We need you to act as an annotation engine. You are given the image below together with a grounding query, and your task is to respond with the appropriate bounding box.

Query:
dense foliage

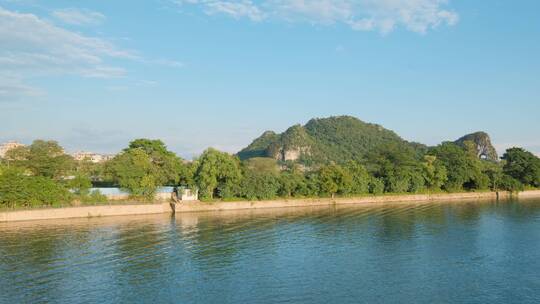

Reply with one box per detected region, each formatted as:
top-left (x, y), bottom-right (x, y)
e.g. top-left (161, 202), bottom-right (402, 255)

top-left (106, 139), bottom-right (184, 199)
top-left (4, 140), bottom-right (73, 180)
top-left (0, 141), bottom-right (107, 208)
top-left (194, 148), bottom-right (242, 200)
top-left (502, 148), bottom-right (540, 188)
top-left (1, 118), bottom-right (539, 207)
top-left (0, 169), bottom-right (72, 208)
top-left (238, 116), bottom-right (426, 164)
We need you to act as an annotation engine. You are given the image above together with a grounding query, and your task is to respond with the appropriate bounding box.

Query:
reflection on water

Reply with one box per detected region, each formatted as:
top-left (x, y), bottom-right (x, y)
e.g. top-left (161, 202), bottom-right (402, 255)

top-left (1, 199), bottom-right (540, 304)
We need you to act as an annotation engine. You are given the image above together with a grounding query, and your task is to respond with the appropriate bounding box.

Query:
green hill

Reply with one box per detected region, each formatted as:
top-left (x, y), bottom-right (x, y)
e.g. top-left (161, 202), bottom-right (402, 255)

top-left (238, 116), bottom-right (426, 165)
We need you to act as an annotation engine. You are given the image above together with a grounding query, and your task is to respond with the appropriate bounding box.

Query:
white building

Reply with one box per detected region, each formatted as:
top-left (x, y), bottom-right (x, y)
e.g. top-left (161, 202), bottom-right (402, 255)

top-left (0, 141), bottom-right (25, 158)
top-left (178, 188), bottom-right (199, 201)
top-left (72, 151), bottom-right (114, 163)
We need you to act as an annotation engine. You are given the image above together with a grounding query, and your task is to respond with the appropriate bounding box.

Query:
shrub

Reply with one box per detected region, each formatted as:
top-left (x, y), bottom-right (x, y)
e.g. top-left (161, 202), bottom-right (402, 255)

top-left (369, 177), bottom-right (385, 195)
top-left (80, 190), bottom-right (108, 203)
top-left (499, 175), bottom-right (525, 193)
top-left (0, 170), bottom-right (72, 208)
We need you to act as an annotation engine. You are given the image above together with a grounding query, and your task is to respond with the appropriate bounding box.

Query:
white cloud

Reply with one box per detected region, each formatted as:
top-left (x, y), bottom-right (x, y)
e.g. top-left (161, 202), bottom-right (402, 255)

top-left (0, 6), bottom-right (185, 104)
top-left (174, 0), bottom-right (459, 34)
top-left (0, 6), bottom-right (134, 80)
top-left (150, 58), bottom-right (185, 68)
top-left (207, 1), bottom-right (264, 21)
top-left (176, 0), bottom-right (264, 21)
top-left (52, 8), bottom-right (105, 26)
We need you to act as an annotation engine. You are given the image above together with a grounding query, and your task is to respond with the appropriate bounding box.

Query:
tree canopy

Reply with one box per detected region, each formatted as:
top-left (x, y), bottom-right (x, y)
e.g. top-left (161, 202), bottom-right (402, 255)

top-left (107, 148), bottom-right (159, 199)
top-left (4, 140), bottom-right (73, 179)
top-left (1, 118), bottom-right (536, 208)
top-left (502, 148), bottom-right (540, 188)
top-left (194, 148), bottom-right (242, 200)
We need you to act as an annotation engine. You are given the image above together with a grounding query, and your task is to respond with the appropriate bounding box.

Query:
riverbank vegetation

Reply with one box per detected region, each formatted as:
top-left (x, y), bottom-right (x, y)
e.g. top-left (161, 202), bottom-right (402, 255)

top-left (1, 137), bottom-right (539, 208)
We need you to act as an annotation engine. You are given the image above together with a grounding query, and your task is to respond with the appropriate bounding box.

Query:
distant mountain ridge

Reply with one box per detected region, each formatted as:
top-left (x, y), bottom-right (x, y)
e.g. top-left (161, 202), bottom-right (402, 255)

top-left (238, 116), bottom-right (499, 165)
top-left (238, 116), bottom-right (426, 164)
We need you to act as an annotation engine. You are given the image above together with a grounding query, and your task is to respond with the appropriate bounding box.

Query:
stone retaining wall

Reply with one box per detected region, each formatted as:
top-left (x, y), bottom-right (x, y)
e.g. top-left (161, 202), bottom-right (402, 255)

top-left (0, 203), bottom-right (171, 222)
top-left (1, 191), bottom-right (539, 223)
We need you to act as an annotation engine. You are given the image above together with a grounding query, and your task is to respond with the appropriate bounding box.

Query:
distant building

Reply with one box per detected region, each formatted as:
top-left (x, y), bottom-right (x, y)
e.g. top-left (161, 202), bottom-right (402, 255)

top-left (72, 151), bottom-right (114, 163)
top-left (93, 187), bottom-right (199, 202)
top-left (0, 141), bottom-right (25, 158)
top-left (178, 188), bottom-right (199, 201)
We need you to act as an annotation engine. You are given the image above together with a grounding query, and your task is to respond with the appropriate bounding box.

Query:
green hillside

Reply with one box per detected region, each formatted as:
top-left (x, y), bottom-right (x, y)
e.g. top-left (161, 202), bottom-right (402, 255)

top-left (238, 116), bottom-right (426, 165)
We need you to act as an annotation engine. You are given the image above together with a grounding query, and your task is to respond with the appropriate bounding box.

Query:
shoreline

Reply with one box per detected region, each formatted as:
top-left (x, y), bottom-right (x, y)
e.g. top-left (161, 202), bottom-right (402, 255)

top-left (1, 190), bottom-right (540, 223)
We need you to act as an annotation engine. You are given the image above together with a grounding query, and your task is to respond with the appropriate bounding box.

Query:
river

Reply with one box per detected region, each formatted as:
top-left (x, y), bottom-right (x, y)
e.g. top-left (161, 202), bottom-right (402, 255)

top-left (1, 198), bottom-right (540, 303)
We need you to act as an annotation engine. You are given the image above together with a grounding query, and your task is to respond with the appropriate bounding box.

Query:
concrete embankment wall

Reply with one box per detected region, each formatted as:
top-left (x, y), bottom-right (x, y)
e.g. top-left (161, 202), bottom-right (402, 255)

top-left (0, 203), bottom-right (171, 223)
top-left (1, 191), bottom-right (539, 223)
top-left (516, 190), bottom-right (540, 198)
top-left (174, 191), bottom-right (511, 213)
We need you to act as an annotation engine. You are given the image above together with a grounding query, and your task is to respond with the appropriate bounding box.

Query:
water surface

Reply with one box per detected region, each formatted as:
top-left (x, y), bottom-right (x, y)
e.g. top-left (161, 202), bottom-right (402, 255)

top-left (1, 198), bottom-right (540, 303)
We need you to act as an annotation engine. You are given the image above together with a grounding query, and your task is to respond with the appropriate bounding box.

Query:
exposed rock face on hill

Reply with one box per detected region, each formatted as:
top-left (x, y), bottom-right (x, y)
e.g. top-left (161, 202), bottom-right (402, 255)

top-left (238, 116), bottom-right (425, 164)
top-left (455, 132), bottom-right (498, 161)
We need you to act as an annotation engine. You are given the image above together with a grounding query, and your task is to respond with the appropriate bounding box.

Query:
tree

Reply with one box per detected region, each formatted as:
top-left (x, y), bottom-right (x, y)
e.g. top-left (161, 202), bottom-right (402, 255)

top-left (369, 177), bottom-right (385, 195)
top-left (408, 169), bottom-right (426, 193)
top-left (344, 161), bottom-right (370, 195)
top-left (429, 142), bottom-right (490, 191)
top-left (125, 139), bottom-right (183, 185)
top-left (74, 158), bottom-right (106, 183)
top-left (5, 140), bottom-right (73, 179)
top-left (194, 148), bottom-right (242, 200)
top-left (178, 160), bottom-right (198, 189)
top-left (240, 170), bottom-right (280, 200)
top-left (67, 174), bottom-right (92, 196)
top-left (318, 164), bottom-right (352, 198)
top-left (0, 169), bottom-right (72, 208)
top-left (278, 170), bottom-right (307, 197)
top-left (422, 155), bottom-right (448, 190)
top-left (481, 161), bottom-right (504, 191)
top-left (366, 143), bottom-right (425, 193)
top-left (502, 147), bottom-right (540, 188)
top-left (499, 175), bottom-right (525, 192)
top-left (107, 149), bottom-right (159, 199)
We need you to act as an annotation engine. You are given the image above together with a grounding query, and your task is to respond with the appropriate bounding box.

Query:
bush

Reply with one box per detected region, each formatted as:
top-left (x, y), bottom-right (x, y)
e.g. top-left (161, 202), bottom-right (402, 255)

top-left (0, 170), bottom-right (72, 208)
top-left (240, 171), bottom-right (280, 200)
top-left (408, 171), bottom-right (426, 193)
top-left (369, 177), bottom-right (385, 195)
top-left (499, 175), bottom-right (525, 193)
top-left (80, 190), bottom-right (108, 203)
top-left (68, 174), bottom-right (92, 195)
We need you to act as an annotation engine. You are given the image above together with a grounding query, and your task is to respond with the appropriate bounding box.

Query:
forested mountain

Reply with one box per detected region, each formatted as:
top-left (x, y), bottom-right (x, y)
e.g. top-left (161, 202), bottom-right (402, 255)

top-left (238, 116), bottom-right (426, 164)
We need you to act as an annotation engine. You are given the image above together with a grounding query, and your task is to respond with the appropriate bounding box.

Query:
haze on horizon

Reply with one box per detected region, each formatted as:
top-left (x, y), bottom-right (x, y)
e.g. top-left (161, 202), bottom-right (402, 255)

top-left (1, 0), bottom-right (539, 159)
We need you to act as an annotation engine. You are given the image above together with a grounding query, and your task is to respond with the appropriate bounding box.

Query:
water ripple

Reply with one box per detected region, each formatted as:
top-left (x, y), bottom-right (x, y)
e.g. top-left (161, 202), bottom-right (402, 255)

top-left (2, 199), bottom-right (540, 304)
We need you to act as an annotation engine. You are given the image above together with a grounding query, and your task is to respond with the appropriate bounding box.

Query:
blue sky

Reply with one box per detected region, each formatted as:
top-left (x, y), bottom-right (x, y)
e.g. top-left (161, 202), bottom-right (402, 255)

top-left (1, 0), bottom-right (539, 158)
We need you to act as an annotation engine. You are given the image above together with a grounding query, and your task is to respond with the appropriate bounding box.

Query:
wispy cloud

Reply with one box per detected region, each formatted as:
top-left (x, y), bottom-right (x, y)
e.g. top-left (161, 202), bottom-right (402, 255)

top-left (0, 6), bottom-right (134, 79)
top-left (149, 58), bottom-right (185, 68)
top-left (0, 6), bottom-right (183, 104)
top-left (0, 74), bottom-right (44, 103)
top-left (52, 8), bottom-right (105, 26)
top-left (175, 0), bottom-right (264, 21)
top-left (174, 0), bottom-right (459, 34)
